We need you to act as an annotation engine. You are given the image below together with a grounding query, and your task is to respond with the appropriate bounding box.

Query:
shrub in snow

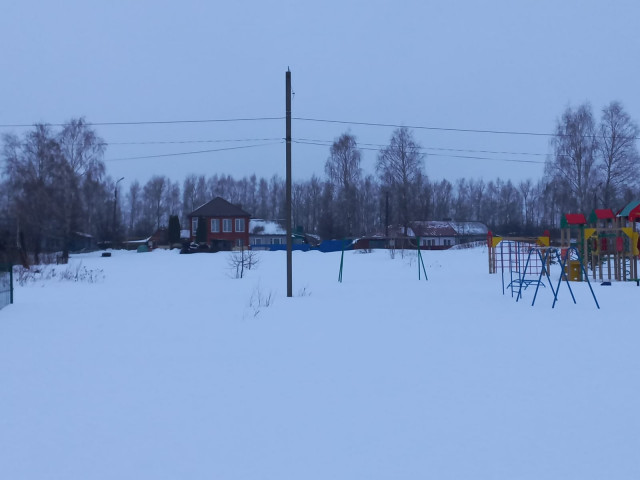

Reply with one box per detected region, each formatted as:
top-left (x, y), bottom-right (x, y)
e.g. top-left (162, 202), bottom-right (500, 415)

top-left (14, 262), bottom-right (105, 285)
top-left (296, 285), bottom-right (311, 297)
top-left (248, 285), bottom-right (274, 317)
top-left (228, 250), bottom-right (260, 279)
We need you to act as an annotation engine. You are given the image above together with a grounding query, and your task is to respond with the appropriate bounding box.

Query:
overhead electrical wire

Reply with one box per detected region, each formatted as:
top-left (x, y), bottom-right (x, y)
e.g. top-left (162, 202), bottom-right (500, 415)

top-left (0, 117), bottom-right (285, 128)
top-left (290, 139), bottom-right (548, 164)
top-left (2, 113), bottom-right (608, 165)
top-left (293, 116), bottom-right (640, 140)
top-left (102, 135), bottom-right (554, 159)
top-left (294, 137), bottom-right (553, 157)
top-left (105, 141), bottom-right (283, 162)
top-left (102, 137), bottom-right (548, 165)
top-left (292, 116), bottom-right (557, 137)
top-left (103, 137), bottom-right (283, 146)
top-left (2, 114), bottom-right (637, 140)
top-left (103, 137), bottom-right (552, 165)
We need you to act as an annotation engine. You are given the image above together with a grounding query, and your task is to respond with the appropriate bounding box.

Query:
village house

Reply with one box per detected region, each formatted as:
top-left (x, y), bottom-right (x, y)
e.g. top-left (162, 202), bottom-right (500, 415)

top-left (355, 221), bottom-right (489, 250)
top-left (410, 221), bottom-right (489, 249)
top-left (249, 219), bottom-right (287, 249)
top-left (187, 197), bottom-right (251, 250)
top-left (249, 219), bottom-right (320, 251)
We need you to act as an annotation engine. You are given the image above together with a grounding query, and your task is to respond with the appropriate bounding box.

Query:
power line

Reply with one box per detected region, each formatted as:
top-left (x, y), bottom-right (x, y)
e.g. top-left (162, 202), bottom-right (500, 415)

top-left (105, 134), bottom-right (552, 157)
top-left (294, 137), bottom-right (552, 157)
top-left (292, 116), bottom-right (556, 137)
top-left (103, 134), bottom-right (556, 158)
top-left (104, 141), bottom-right (283, 162)
top-left (13, 132), bottom-right (556, 158)
top-left (103, 137), bottom-right (283, 146)
top-left (293, 116), bottom-right (640, 140)
top-left (2, 114), bottom-right (638, 140)
top-left (0, 117), bottom-right (285, 128)
top-left (291, 140), bottom-right (546, 165)
top-left (425, 153), bottom-right (544, 164)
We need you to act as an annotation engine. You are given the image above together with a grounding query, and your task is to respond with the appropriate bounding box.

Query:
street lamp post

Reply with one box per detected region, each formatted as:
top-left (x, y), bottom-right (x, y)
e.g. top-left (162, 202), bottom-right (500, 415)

top-left (112, 177), bottom-right (125, 247)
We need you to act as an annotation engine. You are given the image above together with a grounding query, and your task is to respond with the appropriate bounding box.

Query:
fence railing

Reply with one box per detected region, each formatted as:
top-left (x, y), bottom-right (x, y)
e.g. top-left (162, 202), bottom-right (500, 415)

top-left (0, 264), bottom-right (13, 310)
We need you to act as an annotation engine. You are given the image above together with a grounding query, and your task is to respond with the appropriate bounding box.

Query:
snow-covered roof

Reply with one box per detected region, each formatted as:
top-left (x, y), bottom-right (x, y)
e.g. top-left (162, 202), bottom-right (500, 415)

top-left (250, 219), bottom-right (286, 235)
top-left (409, 221), bottom-right (488, 237)
top-left (411, 222), bottom-right (457, 237)
top-left (123, 237), bottom-right (151, 245)
top-left (448, 221), bottom-right (489, 235)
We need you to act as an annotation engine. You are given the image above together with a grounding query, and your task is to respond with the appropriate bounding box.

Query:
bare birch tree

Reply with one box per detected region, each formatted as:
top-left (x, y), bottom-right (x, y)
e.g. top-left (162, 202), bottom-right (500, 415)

top-left (325, 133), bottom-right (362, 236)
top-left (597, 101), bottom-right (640, 206)
top-left (376, 127), bottom-right (425, 233)
top-left (548, 103), bottom-right (599, 212)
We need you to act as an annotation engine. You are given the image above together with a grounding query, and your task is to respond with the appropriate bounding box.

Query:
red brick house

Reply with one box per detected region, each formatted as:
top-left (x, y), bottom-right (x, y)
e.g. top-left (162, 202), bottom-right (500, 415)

top-left (188, 197), bottom-right (251, 249)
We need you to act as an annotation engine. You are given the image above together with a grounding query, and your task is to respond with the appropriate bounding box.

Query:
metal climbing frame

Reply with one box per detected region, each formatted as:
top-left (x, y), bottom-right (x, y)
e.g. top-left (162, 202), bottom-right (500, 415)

top-left (494, 240), bottom-right (546, 297)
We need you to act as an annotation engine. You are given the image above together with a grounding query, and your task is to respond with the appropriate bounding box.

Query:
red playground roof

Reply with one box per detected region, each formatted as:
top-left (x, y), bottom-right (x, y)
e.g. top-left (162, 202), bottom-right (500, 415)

top-left (594, 209), bottom-right (615, 220)
top-left (564, 213), bottom-right (587, 225)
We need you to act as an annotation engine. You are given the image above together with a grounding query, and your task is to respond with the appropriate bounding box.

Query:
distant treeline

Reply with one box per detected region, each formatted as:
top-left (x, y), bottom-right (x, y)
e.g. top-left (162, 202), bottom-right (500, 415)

top-left (1, 101), bottom-right (639, 261)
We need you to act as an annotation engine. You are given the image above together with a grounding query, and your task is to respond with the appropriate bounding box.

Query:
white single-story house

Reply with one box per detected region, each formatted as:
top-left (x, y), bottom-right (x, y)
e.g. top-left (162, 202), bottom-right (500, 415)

top-left (249, 219), bottom-right (287, 249)
top-left (385, 221), bottom-right (488, 249)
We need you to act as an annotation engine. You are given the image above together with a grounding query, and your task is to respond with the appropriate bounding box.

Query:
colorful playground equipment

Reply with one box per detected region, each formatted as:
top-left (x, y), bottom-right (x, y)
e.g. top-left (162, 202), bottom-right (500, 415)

top-left (560, 202), bottom-right (640, 282)
top-left (489, 200), bottom-right (640, 285)
top-left (487, 231), bottom-right (599, 308)
top-left (522, 245), bottom-right (599, 308)
top-left (487, 231), bottom-right (550, 294)
top-left (487, 231), bottom-right (550, 275)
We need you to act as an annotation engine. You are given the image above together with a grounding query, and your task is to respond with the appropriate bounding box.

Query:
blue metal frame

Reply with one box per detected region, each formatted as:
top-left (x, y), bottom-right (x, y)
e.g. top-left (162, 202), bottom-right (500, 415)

top-left (555, 246), bottom-right (599, 309)
top-left (516, 247), bottom-right (553, 303)
top-left (417, 236), bottom-right (428, 281)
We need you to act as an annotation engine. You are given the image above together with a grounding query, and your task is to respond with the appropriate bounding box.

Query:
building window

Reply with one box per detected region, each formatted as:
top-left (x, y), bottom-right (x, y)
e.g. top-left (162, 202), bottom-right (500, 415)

top-left (236, 238), bottom-right (243, 247)
top-left (192, 218), bottom-right (198, 236)
top-left (223, 219), bottom-right (232, 232)
top-left (271, 238), bottom-right (281, 245)
top-left (235, 218), bottom-right (245, 232)
top-left (211, 219), bottom-right (220, 233)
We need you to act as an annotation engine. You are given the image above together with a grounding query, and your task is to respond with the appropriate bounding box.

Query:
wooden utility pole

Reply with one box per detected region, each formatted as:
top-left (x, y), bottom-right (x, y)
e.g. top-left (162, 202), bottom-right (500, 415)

top-left (286, 69), bottom-right (292, 297)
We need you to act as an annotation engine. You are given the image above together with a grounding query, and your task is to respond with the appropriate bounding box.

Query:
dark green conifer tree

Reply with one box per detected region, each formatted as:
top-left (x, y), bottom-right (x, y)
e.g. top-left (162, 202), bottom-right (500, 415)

top-left (168, 215), bottom-right (181, 247)
top-left (196, 216), bottom-right (207, 243)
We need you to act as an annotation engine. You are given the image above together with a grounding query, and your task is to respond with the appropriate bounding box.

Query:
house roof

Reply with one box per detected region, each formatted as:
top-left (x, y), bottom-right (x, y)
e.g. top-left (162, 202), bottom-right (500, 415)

top-left (448, 221), bottom-right (489, 235)
top-left (250, 219), bottom-right (286, 235)
top-left (411, 221), bottom-right (457, 237)
top-left (188, 197), bottom-right (251, 218)
top-left (391, 221), bottom-right (489, 238)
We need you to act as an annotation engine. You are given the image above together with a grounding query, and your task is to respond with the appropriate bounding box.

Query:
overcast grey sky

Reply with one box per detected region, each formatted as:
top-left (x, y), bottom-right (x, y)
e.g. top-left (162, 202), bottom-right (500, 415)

top-left (1, 0), bottom-right (639, 190)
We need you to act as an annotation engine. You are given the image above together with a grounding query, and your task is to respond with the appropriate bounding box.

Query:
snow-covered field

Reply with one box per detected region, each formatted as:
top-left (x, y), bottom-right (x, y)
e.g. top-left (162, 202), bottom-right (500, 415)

top-left (1, 247), bottom-right (638, 480)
